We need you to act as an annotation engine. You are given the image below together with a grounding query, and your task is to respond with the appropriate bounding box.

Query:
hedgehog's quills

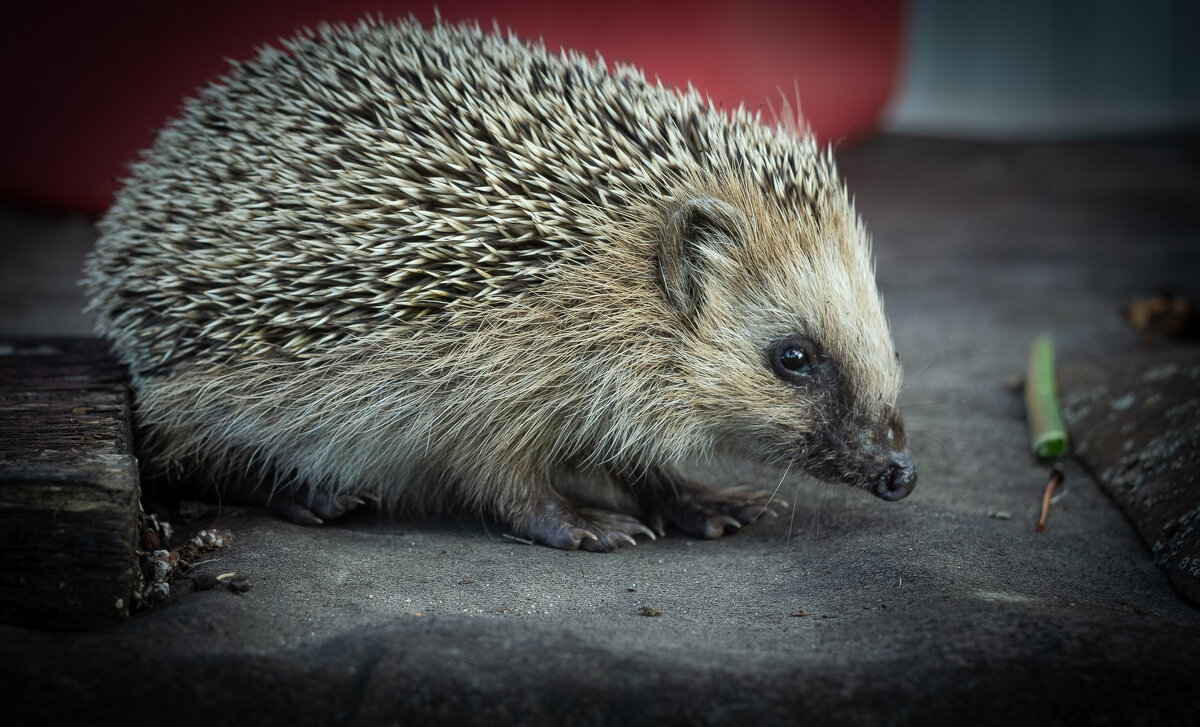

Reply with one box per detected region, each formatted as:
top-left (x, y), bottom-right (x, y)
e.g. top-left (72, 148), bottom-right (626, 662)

top-left (85, 17), bottom-right (916, 551)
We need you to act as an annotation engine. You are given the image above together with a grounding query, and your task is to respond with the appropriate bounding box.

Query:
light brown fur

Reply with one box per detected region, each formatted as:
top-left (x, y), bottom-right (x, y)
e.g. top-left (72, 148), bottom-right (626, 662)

top-left (85, 18), bottom-right (912, 549)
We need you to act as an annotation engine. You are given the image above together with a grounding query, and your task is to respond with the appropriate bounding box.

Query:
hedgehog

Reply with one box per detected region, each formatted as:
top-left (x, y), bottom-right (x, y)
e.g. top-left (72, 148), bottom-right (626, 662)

top-left (84, 17), bottom-right (916, 551)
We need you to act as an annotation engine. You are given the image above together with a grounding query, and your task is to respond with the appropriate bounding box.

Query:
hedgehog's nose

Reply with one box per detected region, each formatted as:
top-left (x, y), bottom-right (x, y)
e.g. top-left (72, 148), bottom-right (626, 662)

top-left (874, 449), bottom-right (916, 501)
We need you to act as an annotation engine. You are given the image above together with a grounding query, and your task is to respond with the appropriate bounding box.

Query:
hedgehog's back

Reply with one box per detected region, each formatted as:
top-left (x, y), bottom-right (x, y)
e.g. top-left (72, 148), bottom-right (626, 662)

top-left (87, 18), bottom-right (830, 371)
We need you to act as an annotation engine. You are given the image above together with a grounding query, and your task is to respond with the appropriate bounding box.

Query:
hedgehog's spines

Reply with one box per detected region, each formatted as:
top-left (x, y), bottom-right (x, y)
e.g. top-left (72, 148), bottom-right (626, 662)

top-left (86, 18), bottom-right (903, 515)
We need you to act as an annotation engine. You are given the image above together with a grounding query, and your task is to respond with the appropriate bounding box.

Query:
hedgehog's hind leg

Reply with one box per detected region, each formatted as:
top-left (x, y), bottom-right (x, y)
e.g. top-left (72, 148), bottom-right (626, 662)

top-left (203, 477), bottom-right (368, 525)
top-left (624, 468), bottom-right (788, 540)
top-left (142, 460), bottom-right (368, 525)
top-left (264, 489), bottom-right (369, 525)
top-left (508, 485), bottom-right (656, 552)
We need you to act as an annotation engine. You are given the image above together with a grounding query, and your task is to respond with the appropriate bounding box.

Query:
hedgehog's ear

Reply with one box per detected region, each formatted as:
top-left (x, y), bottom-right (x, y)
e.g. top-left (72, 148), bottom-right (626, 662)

top-left (659, 197), bottom-right (748, 320)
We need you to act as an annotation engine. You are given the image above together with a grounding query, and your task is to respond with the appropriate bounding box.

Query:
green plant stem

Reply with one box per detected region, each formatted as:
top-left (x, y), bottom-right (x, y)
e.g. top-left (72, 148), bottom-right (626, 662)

top-left (1025, 334), bottom-right (1067, 459)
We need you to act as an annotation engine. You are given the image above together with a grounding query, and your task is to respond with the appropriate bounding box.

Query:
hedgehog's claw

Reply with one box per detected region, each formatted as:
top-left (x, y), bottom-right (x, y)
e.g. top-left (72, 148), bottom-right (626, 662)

top-left (270, 499), bottom-right (326, 526)
top-left (647, 512), bottom-right (668, 538)
top-left (568, 528), bottom-right (599, 548)
top-left (702, 515), bottom-right (743, 539)
top-left (720, 485), bottom-right (789, 521)
top-left (267, 491), bottom-right (367, 525)
top-left (522, 501), bottom-right (656, 551)
top-left (307, 492), bottom-right (367, 521)
top-left (575, 508), bottom-right (656, 551)
top-left (579, 508), bottom-right (656, 541)
top-left (649, 482), bottom-right (783, 540)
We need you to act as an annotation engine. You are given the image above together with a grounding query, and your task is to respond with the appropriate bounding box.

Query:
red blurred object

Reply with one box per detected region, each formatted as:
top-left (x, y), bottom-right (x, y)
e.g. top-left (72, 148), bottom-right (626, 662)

top-left (1, 1), bottom-right (905, 215)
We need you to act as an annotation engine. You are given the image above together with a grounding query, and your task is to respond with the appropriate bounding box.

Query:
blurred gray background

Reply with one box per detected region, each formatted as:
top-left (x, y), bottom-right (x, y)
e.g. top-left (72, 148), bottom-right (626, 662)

top-left (2, 0), bottom-right (1196, 340)
top-left (889, 0), bottom-right (1200, 138)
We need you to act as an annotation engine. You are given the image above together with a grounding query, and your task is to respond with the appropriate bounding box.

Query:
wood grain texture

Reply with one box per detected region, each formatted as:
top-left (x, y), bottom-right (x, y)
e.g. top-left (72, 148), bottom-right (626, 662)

top-left (1060, 348), bottom-right (1200, 607)
top-left (0, 338), bottom-right (140, 629)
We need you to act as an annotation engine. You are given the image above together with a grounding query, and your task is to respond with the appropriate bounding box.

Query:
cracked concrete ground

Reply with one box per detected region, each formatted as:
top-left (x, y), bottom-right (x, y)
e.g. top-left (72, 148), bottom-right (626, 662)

top-left (2, 135), bottom-right (1199, 725)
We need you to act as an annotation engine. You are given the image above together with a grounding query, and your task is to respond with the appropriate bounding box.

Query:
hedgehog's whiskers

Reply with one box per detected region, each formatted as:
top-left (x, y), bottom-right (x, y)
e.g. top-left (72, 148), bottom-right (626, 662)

top-left (759, 458), bottom-right (792, 523)
top-left (904, 352), bottom-right (941, 383)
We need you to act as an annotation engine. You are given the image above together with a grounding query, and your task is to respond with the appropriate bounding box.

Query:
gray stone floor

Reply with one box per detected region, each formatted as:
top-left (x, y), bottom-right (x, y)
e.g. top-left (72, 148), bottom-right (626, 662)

top-left (3, 135), bottom-right (1199, 725)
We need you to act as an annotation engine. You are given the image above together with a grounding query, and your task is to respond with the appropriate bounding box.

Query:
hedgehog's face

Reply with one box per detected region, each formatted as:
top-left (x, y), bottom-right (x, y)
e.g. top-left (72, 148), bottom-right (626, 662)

top-left (659, 195), bottom-right (916, 501)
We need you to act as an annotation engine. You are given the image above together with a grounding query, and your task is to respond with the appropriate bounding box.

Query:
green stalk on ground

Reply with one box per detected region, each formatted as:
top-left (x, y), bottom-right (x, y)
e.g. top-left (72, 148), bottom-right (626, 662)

top-left (1025, 334), bottom-right (1067, 459)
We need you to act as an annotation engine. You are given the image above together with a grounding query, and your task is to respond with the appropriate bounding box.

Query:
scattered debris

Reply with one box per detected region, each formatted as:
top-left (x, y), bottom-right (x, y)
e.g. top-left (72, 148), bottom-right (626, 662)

top-left (1121, 292), bottom-right (1200, 347)
top-left (189, 572), bottom-right (220, 591)
top-left (222, 574), bottom-right (253, 593)
top-left (1036, 466), bottom-right (1065, 532)
top-left (501, 533), bottom-right (535, 546)
top-left (790, 611), bottom-right (807, 617)
top-left (190, 529), bottom-right (232, 550)
top-left (637, 606), bottom-right (661, 617)
top-left (987, 510), bottom-right (1012, 520)
top-left (132, 511), bottom-right (240, 612)
top-left (140, 513), bottom-right (173, 551)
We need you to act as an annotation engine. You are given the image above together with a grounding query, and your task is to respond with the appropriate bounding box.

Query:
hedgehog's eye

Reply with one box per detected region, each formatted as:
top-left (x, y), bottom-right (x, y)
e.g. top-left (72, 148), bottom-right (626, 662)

top-left (780, 346), bottom-right (807, 371)
top-left (769, 339), bottom-right (815, 383)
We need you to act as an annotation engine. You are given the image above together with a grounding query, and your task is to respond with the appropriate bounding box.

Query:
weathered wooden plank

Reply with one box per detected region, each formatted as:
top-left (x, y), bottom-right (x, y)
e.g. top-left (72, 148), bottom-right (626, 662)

top-left (0, 338), bottom-right (141, 629)
top-left (1060, 348), bottom-right (1200, 608)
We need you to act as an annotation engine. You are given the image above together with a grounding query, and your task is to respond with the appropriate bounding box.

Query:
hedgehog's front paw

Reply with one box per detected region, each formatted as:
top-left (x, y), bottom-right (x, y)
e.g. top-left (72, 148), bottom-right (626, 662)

top-left (521, 501), bottom-right (656, 552)
top-left (652, 484), bottom-right (787, 540)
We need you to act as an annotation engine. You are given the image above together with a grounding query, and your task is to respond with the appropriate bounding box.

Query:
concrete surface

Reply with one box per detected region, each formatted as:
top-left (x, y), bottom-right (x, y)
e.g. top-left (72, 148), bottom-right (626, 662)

top-left (2, 135), bottom-right (1200, 725)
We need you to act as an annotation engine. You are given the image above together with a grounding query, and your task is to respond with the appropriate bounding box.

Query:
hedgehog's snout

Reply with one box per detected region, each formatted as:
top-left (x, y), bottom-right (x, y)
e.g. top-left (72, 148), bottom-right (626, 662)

top-left (873, 449), bottom-right (916, 501)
